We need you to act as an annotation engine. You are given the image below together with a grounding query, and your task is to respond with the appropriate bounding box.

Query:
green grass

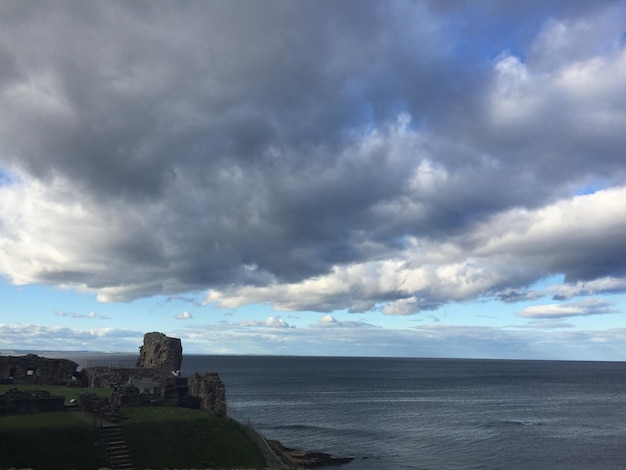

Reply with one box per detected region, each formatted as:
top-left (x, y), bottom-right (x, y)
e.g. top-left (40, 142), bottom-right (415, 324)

top-left (0, 411), bottom-right (108, 469)
top-left (121, 406), bottom-right (267, 469)
top-left (0, 386), bottom-right (267, 469)
top-left (0, 383), bottom-right (112, 403)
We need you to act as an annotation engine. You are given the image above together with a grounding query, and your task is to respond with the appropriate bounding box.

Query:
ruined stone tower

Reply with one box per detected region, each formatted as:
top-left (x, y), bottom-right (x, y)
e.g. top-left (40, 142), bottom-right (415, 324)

top-left (83, 331), bottom-right (226, 415)
top-left (136, 332), bottom-right (183, 371)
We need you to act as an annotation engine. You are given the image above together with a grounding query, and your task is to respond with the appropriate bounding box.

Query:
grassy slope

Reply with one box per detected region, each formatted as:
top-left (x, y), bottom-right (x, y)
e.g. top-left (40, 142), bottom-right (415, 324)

top-left (0, 412), bottom-right (108, 469)
top-left (1, 386), bottom-right (267, 469)
top-left (121, 406), bottom-right (267, 469)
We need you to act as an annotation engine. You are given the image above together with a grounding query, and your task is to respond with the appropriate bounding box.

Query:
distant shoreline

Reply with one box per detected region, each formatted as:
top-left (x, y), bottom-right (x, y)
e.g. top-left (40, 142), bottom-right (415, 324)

top-left (3, 350), bottom-right (624, 364)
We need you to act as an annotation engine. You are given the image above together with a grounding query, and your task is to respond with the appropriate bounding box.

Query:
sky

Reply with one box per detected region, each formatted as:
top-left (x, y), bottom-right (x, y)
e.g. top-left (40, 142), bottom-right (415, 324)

top-left (1, 1), bottom-right (626, 360)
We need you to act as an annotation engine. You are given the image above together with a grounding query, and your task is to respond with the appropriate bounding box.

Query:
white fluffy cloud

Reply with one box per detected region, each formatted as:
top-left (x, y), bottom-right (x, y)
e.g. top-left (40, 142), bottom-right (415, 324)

top-left (55, 311), bottom-right (110, 320)
top-left (0, 1), bottom-right (625, 319)
top-left (171, 320), bottom-right (626, 360)
top-left (206, 186), bottom-right (626, 313)
top-left (239, 316), bottom-right (290, 329)
top-left (0, 323), bottom-right (142, 351)
top-left (517, 299), bottom-right (618, 319)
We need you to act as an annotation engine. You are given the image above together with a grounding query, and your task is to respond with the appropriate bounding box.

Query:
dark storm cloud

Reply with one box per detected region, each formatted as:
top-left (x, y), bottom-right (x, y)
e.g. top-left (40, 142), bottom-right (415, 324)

top-left (1, 0), bottom-right (626, 311)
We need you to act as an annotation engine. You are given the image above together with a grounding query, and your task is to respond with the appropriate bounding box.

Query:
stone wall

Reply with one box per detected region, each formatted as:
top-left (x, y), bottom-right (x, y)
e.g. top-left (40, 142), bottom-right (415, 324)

top-left (82, 366), bottom-right (176, 389)
top-left (136, 332), bottom-right (183, 371)
top-left (82, 366), bottom-right (145, 388)
top-left (83, 332), bottom-right (228, 416)
top-left (0, 389), bottom-right (65, 415)
top-left (0, 354), bottom-right (78, 385)
top-left (187, 372), bottom-right (227, 416)
top-left (83, 366), bottom-right (188, 405)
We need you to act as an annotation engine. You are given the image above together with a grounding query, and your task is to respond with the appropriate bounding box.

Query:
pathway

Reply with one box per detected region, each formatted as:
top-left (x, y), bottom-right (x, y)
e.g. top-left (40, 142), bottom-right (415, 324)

top-left (68, 409), bottom-right (135, 470)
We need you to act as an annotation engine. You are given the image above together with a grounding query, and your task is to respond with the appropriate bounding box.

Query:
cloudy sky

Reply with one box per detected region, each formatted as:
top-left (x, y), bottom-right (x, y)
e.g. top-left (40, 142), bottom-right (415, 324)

top-left (1, 0), bottom-right (625, 360)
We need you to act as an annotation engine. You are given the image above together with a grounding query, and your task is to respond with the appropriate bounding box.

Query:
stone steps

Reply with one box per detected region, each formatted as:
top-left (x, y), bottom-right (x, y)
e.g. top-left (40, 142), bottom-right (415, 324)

top-left (101, 425), bottom-right (135, 470)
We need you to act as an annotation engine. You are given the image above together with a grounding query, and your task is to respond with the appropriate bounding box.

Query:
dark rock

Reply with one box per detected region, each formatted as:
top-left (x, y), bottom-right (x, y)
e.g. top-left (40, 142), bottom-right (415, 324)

top-left (268, 439), bottom-right (354, 468)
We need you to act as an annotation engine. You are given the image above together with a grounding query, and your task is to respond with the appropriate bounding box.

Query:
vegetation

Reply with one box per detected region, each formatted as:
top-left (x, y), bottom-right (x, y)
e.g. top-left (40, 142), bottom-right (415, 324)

top-left (0, 411), bottom-right (108, 469)
top-left (121, 406), bottom-right (267, 469)
top-left (0, 385), bottom-right (267, 469)
top-left (0, 383), bottom-right (112, 403)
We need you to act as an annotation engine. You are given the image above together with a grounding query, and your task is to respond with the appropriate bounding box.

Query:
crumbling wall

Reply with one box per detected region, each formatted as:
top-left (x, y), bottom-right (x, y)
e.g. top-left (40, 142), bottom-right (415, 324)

top-left (82, 366), bottom-right (174, 388)
top-left (0, 354), bottom-right (78, 385)
top-left (81, 366), bottom-right (143, 388)
top-left (187, 372), bottom-right (227, 416)
top-left (110, 385), bottom-right (143, 407)
top-left (83, 366), bottom-right (187, 403)
top-left (0, 389), bottom-right (65, 415)
top-left (136, 332), bottom-right (182, 371)
top-left (82, 332), bottom-right (227, 416)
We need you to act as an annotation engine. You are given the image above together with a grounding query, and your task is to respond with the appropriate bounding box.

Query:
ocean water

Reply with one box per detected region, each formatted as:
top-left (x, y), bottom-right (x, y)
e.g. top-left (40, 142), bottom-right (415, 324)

top-left (66, 354), bottom-right (626, 469)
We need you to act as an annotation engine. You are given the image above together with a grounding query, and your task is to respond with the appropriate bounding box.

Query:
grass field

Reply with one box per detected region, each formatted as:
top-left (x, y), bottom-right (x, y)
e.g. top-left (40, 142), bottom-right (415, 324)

top-left (0, 411), bottom-right (108, 469)
top-left (0, 383), bottom-right (112, 403)
top-left (1, 386), bottom-right (267, 469)
top-left (121, 406), bottom-right (267, 469)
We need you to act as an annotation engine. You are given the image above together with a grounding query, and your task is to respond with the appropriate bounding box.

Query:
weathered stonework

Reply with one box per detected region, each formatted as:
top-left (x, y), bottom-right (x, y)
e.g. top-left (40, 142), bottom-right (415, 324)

top-left (0, 354), bottom-right (78, 385)
top-left (82, 332), bottom-right (227, 415)
top-left (187, 372), bottom-right (227, 416)
top-left (1, 333), bottom-right (228, 419)
top-left (77, 392), bottom-right (125, 422)
top-left (0, 388), bottom-right (65, 415)
top-left (82, 366), bottom-right (146, 388)
top-left (136, 332), bottom-right (183, 371)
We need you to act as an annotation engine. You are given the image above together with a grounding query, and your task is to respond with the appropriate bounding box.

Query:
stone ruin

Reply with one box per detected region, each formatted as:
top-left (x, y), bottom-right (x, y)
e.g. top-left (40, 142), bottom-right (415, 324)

top-left (187, 372), bottom-right (227, 413)
top-left (83, 332), bottom-right (227, 416)
top-left (136, 331), bottom-right (183, 370)
top-left (0, 354), bottom-right (78, 416)
top-left (0, 332), bottom-right (227, 416)
top-left (0, 354), bottom-right (78, 385)
top-left (0, 388), bottom-right (65, 415)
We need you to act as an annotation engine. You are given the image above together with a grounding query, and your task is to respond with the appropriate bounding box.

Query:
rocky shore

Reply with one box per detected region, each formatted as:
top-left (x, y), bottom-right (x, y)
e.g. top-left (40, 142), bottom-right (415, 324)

top-left (268, 440), bottom-right (353, 468)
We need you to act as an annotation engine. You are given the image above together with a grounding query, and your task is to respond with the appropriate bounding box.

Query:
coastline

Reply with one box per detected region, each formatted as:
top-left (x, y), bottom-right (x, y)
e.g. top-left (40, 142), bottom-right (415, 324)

top-left (2, 348), bottom-right (354, 469)
top-left (240, 418), bottom-right (353, 469)
top-left (267, 440), bottom-right (354, 469)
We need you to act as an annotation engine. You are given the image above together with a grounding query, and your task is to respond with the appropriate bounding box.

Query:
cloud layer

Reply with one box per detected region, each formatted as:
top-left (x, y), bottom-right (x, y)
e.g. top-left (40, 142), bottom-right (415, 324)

top-left (4, 319), bottom-right (624, 360)
top-left (1, 1), bottom-right (625, 317)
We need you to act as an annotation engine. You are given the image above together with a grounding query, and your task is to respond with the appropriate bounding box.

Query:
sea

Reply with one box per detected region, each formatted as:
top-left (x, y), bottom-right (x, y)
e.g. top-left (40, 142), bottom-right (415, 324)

top-left (51, 353), bottom-right (626, 469)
